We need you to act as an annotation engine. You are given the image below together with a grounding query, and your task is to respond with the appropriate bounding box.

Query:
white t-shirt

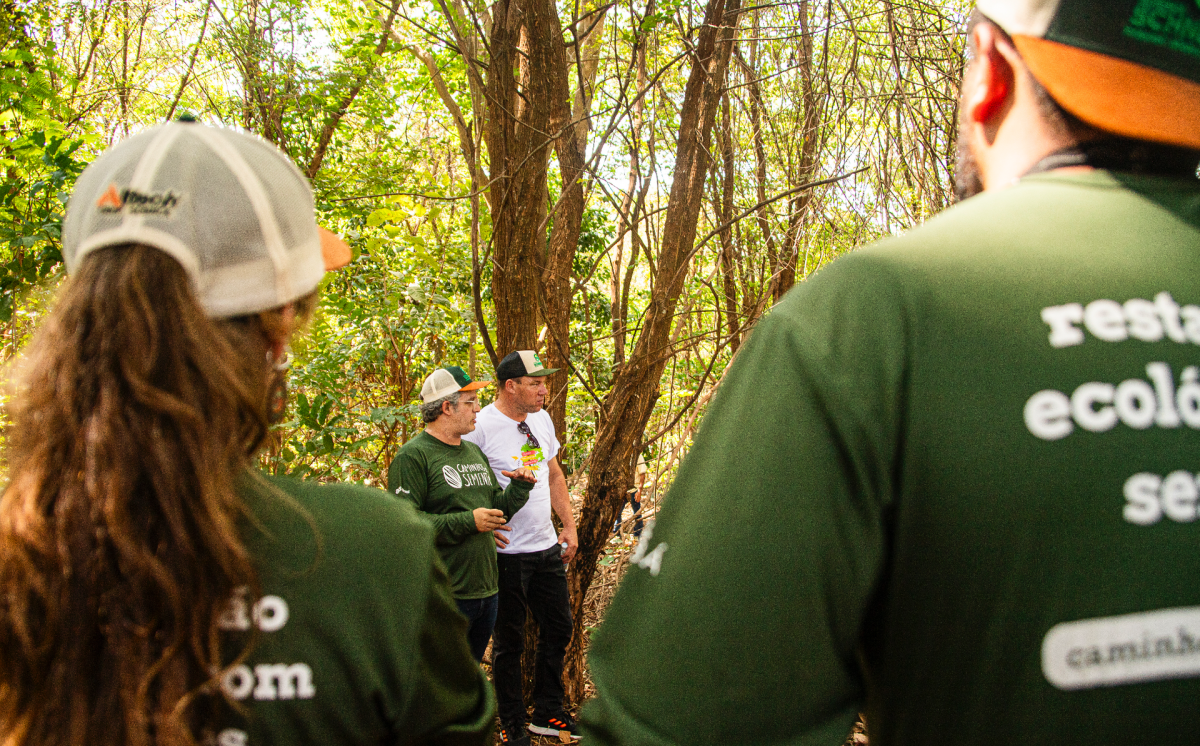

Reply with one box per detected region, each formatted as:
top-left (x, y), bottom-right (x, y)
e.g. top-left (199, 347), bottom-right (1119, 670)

top-left (463, 404), bottom-right (561, 554)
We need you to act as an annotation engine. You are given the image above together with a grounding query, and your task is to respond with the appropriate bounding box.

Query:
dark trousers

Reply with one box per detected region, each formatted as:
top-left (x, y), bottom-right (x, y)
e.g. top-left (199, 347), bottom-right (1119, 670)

top-left (494, 545), bottom-right (573, 725)
top-left (612, 494), bottom-right (644, 537)
top-left (455, 593), bottom-right (499, 662)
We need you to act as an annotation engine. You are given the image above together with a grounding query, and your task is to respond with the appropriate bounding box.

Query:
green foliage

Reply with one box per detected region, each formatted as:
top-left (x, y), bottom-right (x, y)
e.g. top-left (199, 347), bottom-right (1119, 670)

top-left (261, 166), bottom-right (485, 485)
top-left (0, 0), bottom-right (970, 502)
top-left (0, 7), bottom-right (92, 322)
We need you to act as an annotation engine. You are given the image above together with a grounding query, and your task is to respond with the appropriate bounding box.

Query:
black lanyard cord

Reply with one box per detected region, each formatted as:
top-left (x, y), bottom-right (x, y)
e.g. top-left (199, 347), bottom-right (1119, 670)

top-left (1024, 139), bottom-right (1200, 178)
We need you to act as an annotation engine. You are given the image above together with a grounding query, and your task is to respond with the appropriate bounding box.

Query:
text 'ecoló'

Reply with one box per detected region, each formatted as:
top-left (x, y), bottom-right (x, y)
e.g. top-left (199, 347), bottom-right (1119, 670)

top-left (1025, 362), bottom-right (1200, 441)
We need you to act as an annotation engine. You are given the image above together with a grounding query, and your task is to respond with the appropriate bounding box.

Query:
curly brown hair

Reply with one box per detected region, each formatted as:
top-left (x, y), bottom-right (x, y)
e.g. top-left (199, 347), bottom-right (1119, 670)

top-left (0, 244), bottom-right (314, 745)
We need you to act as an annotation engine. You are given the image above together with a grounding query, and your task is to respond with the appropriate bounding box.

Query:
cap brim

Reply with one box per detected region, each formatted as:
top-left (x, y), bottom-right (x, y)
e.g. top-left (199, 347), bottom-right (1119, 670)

top-left (319, 227), bottom-right (352, 270)
top-left (526, 368), bottom-right (559, 377)
top-left (460, 380), bottom-right (491, 391)
top-left (1014, 35), bottom-right (1200, 151)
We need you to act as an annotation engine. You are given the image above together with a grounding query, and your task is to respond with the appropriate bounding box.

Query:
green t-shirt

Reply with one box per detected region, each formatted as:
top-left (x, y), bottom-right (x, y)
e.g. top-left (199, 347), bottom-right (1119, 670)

top-left (582, 171), bottom-right (1200, 745)
top-left (215, 472), bottom-right (495, 746)
top-left (387, 431), bottom-right (532, 599)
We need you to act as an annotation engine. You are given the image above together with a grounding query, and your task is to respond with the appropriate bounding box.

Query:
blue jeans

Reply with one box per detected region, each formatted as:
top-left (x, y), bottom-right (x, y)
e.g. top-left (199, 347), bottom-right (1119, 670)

top-left (612, 495), bottom-right (644, 537)
top-left (455, 593), bottom-right (499, 662)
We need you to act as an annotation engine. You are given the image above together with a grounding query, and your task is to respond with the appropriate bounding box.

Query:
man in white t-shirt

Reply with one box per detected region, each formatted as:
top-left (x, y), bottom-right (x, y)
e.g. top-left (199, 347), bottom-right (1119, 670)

top-left (463, 350), bottom-right (580, 745)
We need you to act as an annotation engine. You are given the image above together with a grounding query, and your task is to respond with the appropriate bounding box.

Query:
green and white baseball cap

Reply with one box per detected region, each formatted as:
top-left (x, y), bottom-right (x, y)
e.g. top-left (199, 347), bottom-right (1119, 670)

top-left (420, 365), bottom-right (491, 404)
top-left (63, 119), bottom-right (352, 319)
top-left (976, 0), bottom-right (1200, 150)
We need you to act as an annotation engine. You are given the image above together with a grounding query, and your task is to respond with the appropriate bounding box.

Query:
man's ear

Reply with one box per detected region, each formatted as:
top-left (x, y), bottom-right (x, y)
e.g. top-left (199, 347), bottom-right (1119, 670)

top-left (963, 23), bottom-right (1016, 132)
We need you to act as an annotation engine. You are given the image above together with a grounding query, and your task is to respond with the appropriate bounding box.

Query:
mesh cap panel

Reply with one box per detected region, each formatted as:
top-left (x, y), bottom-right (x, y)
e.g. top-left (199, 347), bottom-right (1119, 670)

top-left (63, 122), bottom-right (326, 318)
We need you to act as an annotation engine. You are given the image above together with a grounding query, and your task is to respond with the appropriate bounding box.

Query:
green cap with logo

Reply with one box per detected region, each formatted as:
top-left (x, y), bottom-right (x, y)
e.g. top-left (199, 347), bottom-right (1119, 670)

top-left (496, 350), bottom-right (559, 382)
top-left (977, 0), bottom-right (1200, 150)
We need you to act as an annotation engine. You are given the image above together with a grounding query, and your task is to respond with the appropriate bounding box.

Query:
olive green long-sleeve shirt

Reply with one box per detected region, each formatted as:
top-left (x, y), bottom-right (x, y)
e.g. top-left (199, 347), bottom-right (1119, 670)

top-left (219, 471), bottom-right (494, 745)
top-left (389, 431), bottom-right (532, 599)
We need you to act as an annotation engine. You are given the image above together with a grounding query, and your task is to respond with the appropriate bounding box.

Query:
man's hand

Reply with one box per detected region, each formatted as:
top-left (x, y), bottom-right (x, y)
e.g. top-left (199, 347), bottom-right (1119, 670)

top-left (473, 507), bottom-right (506, 533)
top-left (493, 524), bottom-right (511, 549)
top-left (501, 467), bottom-right (537, 484)
top-left (557, 524), bottom-right (578, 563)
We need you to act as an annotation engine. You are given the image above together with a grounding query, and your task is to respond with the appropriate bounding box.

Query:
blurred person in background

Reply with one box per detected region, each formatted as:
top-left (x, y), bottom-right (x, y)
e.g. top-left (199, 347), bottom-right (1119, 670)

top-left (612, 453), bottom-right (648, 539)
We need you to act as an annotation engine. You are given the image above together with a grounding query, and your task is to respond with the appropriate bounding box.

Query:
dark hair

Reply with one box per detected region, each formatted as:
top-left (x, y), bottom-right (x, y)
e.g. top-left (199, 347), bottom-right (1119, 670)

top-left (0, 244), bottom-right (313, 745)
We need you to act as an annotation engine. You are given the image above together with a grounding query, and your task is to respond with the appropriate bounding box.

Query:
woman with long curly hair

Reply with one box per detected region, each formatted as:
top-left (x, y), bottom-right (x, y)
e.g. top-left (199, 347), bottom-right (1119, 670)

top-left (0, 120), bottom-right (494, 745)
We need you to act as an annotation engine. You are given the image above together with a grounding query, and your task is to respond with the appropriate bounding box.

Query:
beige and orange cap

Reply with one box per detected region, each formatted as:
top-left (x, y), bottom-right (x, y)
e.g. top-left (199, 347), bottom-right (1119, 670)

top-left (977, 0), bottom-right (1200, 150)
top-left (63, 118), bottom-right (352, 319)
top-left (421, 366), bottom-right (491, 404)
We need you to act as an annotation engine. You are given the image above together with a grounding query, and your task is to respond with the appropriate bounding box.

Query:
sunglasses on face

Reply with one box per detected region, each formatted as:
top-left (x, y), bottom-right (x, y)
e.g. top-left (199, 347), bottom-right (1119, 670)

top-left (517, 420), bottom-right (540, 449)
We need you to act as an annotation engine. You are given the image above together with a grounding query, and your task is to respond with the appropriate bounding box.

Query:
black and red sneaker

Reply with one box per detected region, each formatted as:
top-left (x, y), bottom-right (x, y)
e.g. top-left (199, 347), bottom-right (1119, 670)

top-left (528, 713), bottom-right (582, 741)
top-left (498, 721), bottom-right (531, 746)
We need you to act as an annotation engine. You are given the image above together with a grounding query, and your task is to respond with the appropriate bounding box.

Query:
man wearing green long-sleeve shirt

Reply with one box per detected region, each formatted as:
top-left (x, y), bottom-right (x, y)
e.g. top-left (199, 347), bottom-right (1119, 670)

top-left (389, 366), bottom-right (536, 661)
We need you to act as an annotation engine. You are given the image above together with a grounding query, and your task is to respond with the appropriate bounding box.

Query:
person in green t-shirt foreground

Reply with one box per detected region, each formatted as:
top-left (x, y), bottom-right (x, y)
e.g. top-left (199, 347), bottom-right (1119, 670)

top-left (0, 120), bottom-right (496, 744)
top-left (388, 366), bottom-right (536, 662)
top-left (582, 1), bottom-right (1200, 745)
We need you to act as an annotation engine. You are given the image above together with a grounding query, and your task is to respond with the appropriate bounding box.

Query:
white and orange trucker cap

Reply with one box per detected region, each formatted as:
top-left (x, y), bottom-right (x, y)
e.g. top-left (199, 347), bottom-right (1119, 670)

top-left (976, 0), bottom-right (1200, 151)
top-left (62, 118), bottom-right (352, 318)
top-left (421, 366), bottom-right (491, 404)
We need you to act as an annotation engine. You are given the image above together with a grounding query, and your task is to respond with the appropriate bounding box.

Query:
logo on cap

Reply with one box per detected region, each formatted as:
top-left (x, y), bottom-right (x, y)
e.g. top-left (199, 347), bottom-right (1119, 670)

top-left (95, 183), bottom-right (181, 217)
top-left (517, 350), bottom-right (545, 373)
top-left (95, 184), bottom-right (123, 211)
top-left (1125, 0), bottom-right (1200, 58)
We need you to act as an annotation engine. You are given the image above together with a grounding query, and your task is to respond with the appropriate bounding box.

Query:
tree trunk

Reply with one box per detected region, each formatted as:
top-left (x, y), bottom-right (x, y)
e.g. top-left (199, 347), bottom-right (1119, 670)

top-left (537, 0), bottom-right (594, 444)
top-left (741, 18), bottom-right (780, 303)
top-left (718, 92), bottom-right (740, 351)
top-left (484, 0), bottom-right (555, 355)
top-left (775, 0), bottom-right (822, 296)
top-left (610, 34), bottom-right (650, 368)
top-left (478, 0), bottom-right (598, 423)
top-left (562, 0), bottom-right (743, 702)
